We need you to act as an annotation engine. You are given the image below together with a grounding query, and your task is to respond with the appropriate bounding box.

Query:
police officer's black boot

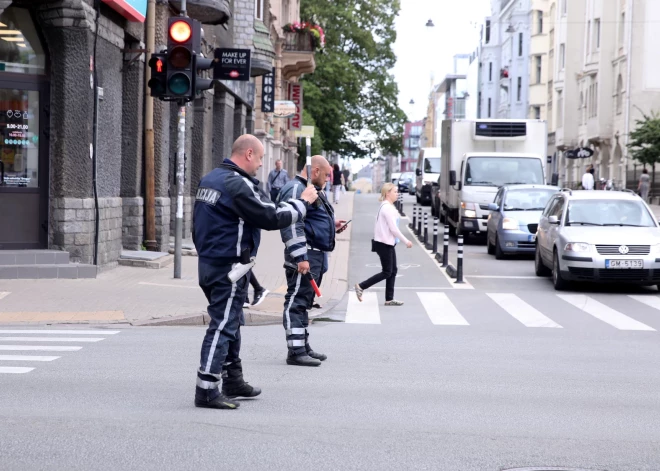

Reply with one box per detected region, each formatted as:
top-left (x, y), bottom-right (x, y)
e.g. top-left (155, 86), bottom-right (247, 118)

top-left (221, 361), bottom-right (262, 399)
top-left (194, 387), bottom-right (241, 410)
top-left (286, 352), bottom-right (322, 366)
top-left (305, 330), bottom-right (327, 361)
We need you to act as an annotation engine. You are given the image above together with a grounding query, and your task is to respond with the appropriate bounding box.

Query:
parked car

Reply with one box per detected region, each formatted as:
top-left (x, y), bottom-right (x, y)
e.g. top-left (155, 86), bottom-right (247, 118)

top-left (535, 189), bottom-right (660, 290)
top-left (486, 185), bottom-right (559, 259)
top-left (398, 172), bottom-right (415, 194)
top-left (415, 148), bottom-right (441, 205)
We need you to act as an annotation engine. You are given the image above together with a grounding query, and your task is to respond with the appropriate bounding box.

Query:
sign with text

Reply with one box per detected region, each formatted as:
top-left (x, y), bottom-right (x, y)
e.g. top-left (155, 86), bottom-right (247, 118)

top-left (288, 83), bottom-right (303, 130)
top-left (294, 126), bottom-right (315, 138)
top-left (565, 147), bottom-right (595, 159)
top-left (261, 68), bottom-right (275, 112)
top-left (102, 0), bottom-right (146, 22)
top-left (213, 48), bottom-right (251, 82)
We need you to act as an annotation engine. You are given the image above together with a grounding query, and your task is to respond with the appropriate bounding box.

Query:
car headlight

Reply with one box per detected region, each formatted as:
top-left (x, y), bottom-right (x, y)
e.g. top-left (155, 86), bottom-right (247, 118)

top-left (502, 218), bottom-right (519, 230)
top-left (564, 242), bottom-right (592, 252)
top-left (461, 202), bottom-right (477, 219)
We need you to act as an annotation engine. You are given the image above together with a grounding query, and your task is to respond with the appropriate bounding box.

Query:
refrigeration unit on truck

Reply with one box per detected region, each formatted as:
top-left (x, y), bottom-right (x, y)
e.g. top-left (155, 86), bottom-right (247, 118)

top-left (438, 119), bottom-right (547, 236)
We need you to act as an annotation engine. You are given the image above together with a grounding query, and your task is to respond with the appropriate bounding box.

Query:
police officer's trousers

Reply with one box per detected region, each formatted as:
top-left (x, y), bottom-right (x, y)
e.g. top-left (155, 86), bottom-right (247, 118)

top-left (196, 261), bottom-right (249, 398)
top-left (283, 250), bottom-right (327, 356)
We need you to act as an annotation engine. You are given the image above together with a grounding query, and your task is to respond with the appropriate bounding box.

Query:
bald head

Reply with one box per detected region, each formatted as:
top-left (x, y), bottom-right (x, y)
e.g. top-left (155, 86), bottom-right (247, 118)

top-left (301, 155), bottom-right (332, 188)
top-left (230, 134), bottom-right (264, 177)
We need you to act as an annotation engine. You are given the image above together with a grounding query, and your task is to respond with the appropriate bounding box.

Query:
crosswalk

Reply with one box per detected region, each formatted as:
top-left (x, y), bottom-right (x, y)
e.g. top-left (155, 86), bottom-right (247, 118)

top-left (0, 329), bottom-right (120, 374)
top-left (344, 291), bottom-right (660, 332)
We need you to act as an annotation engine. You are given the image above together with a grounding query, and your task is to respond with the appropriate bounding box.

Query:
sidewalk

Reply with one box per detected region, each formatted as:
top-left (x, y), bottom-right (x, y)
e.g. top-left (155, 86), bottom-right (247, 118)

top-left (0, 192), bottom-right (354, 326)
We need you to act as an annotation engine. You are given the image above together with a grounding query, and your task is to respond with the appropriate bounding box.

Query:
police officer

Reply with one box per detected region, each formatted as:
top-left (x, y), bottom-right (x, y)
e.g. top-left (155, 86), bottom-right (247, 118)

top-left (277, 155), bottom-right (348, 366)
top-left (193, 134), bottom-right (318, 410)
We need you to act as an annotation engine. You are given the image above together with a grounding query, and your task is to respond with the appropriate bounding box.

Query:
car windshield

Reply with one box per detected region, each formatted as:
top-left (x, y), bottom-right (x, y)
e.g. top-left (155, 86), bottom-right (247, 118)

top-left (424, 158), bottom-right (441, 174)
top-left (503, 188), bottom-right (558, 211)
top-left (566, 199), bottom-right (656, 227)
top-left (464, 157), bottom-right (543, 186)
top-left (401, 173), bottom-right (413, 181)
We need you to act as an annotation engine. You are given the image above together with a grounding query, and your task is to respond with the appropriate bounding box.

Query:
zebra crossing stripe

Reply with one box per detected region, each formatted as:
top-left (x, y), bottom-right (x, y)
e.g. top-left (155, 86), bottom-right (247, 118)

top-left (417, 292), bottom-right (469, 325)
top-left (0, 330), bottom-right (119, 335)
top-left (346, 292), bottom-right (380, 324)
top-left (628, 295), bottom-right (660, 312)
top-left (0, 337), bottom-right (104, 342)
top-left (0, 367), bottom-right (34, 374)
top-left (0, 292), bottom-right (9, 300)
top-left (0, 355), bottom-right (59, 362)
top-left (0, 345), bottom-right (83, 352)
top-left (487, 293), bottom-right (562, 328)
top-left (558, 295), bottom-right (655, 331)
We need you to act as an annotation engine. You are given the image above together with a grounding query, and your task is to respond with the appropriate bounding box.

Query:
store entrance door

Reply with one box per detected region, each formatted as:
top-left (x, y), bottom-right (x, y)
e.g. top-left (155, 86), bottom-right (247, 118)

top-left (0, 78), bottom-right (49, 249)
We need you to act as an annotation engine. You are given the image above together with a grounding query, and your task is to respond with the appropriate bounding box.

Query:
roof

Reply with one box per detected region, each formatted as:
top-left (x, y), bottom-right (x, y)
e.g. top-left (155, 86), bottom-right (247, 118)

top-left (503, 185), bottom-right (559, 191)
top-left (560, 190), bottom-right (642, 201)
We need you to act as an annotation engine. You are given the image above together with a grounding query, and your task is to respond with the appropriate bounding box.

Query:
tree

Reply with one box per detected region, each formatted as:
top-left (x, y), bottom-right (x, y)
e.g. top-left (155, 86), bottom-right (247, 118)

top-left (628, 111), bottom-right (660, 195)
top-left (299, 0), bottom-right (406, 159)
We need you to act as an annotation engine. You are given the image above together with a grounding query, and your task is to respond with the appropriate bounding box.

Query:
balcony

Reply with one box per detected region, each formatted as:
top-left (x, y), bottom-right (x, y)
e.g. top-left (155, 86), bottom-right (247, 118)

top-left (168, 0), bottom-right (230, 25)
top-left (282, 31), bottom-right (317, 80)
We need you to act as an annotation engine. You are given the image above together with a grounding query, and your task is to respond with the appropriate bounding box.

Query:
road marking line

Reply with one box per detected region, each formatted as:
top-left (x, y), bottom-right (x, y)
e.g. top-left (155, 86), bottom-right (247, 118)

top-left (366, 287), bottom-right (454, 290)
top-left (0, 345), bottom-right (83, 351)
top-left (0, 337), bottom-right (104, 342)
top-left (139, 282), bottom-right (198, 290)
top-left (468, 275), bottom-right (538, 279)
top-left (346, 292), bottom-right (380, 324)
top-left (403, 224), bottom-right (474, 290)
top-left (417, 292), bottom-right (469, 325)
top-left (487, 293), bottom-right (562, 328)
top-left (628, 295), bottom-right (660, 311)
top-left (0, 367), bottom-right (34, 374)
top-left (0, 330), bottom-right (119, 335)
top-left (0, 355), bottom-right (59, 361)
top-left (558, 295), bottom-right (655, 331)
top-left (0, 292), bottom-right (9, 300)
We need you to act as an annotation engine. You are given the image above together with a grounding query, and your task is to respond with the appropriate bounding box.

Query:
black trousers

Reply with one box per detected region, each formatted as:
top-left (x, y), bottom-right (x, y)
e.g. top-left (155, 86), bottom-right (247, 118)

top-left (358, 242), bottom-right (397, 301)
top-left (270, 188), bottom-right (280, 202)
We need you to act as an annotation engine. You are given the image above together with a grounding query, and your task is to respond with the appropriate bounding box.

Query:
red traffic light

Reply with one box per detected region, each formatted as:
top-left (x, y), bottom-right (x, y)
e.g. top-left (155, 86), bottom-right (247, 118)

top-left (155, 59), bottom-right (163, 73)
top-left (170, 20), bottom-right (192, 43)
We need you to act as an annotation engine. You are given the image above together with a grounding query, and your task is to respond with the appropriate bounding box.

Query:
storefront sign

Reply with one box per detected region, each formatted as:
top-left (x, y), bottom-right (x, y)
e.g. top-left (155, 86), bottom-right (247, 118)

top-left (294, 126), bottom-right (315, 138)
top-left (213, 48), bottom-right (251, 82)
top-left (102, 0), bottom-right (147, 22)
top-left (273, 101), bottom-right (296, 118)
top-left (565, 147), bottom-right (594, 159)
top-left (261, 68), bottom-right (275, 112)
top-left (288, 83), bottom-right (303, 130)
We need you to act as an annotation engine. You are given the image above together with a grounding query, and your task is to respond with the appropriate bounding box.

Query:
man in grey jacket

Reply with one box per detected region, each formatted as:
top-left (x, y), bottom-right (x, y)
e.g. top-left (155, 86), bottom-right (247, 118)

top-left (266, 159), bottom-right (289, 202)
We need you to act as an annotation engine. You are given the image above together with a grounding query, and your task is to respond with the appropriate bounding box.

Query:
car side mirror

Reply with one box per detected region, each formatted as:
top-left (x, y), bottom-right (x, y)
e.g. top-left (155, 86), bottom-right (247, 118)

top-left (449, 170), bottom-right (456, 186)
top-left (548, 215), bottom-right (559, 225)
top-left (487, 203), bottom-right (499, 211)
top-left (415, 168), bottom-right (422, 176)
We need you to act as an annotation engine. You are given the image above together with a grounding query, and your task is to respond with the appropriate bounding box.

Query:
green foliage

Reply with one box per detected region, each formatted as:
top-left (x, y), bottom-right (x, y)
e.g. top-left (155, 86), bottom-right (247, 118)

top-left (296, 109), bottom-right (325, 170)
top-left (299, 0), bottom-right (406, 159)
top-left (628, 111), bottom-right (660, 167)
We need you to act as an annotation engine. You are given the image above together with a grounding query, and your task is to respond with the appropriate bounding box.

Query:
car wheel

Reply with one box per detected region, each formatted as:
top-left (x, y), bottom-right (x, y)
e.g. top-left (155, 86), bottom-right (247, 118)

top-left (487, 233), bottom-right (495, 255)
top-left (535, 245), bottom-right (550, 276)
top-left (552, 250), bottom-right (569, 290)
top-left (494, 235), bottom-right (505, 260)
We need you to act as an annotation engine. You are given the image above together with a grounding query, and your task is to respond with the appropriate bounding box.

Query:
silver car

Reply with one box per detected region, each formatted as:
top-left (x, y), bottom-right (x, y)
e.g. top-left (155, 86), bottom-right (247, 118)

top-left (535, 189), bottom-right (660, 290)
top-left (486, 185), bottom-right (559, 259)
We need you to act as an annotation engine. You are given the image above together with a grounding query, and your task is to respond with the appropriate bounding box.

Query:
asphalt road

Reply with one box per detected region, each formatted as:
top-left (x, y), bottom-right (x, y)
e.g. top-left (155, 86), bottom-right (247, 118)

top-left (2, 193), bottom-right (660, 470)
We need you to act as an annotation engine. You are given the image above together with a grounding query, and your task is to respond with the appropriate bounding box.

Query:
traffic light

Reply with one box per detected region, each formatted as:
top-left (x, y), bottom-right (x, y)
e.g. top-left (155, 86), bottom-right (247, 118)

top-left (147, 53), bottom-right (167, 97)
top-left (166, 17), bottom-right (194, 99)
top-left (193, 54), bottom-right (215, 95)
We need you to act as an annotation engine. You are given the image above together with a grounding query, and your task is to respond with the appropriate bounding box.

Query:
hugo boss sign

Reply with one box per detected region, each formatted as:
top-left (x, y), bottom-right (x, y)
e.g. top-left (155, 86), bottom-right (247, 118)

top-left (213, 48), bottom-right (252, 81)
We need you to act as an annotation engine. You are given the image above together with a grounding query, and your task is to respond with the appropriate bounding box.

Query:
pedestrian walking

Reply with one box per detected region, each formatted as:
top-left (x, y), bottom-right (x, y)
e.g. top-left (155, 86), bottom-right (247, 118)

top-left (243, 272), bottom-right (269, 308)
top-left (581, 165), bottom-right (595, 190)
top-left (192, 134), bottom-right (318, 410)
top-left (278, 155), bottom-right (349, 367)
top-left (266, 159), bottom-right (289, 202)
top-left (638, 168), bottom-right (650, 202)
top-left (332, 163), bottom-right (344, 204)
top-left (355, 183), bottom-right (412, 306)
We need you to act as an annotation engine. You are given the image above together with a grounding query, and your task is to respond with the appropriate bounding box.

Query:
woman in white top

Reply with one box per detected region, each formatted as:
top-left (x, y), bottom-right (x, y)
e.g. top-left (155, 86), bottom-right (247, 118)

top-left (355, 183), bottom-right (412, 306)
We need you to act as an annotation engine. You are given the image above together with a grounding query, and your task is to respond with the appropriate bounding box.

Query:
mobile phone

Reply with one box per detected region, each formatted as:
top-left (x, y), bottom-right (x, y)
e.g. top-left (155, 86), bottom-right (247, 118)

top-left (338, 219), bottom-right (352, 231)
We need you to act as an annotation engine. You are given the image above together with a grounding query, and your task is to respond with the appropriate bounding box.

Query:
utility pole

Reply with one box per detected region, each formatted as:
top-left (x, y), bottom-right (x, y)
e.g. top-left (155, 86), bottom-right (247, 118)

top-left (173, 0), bottom-right (187, 279)
top-left (144, 0), bottom-right (157, 251)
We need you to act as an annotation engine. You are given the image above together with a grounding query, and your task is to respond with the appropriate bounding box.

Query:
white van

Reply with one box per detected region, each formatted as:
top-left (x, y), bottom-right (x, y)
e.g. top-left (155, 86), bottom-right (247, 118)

top-left (415, 148), bottom-right (441, 205)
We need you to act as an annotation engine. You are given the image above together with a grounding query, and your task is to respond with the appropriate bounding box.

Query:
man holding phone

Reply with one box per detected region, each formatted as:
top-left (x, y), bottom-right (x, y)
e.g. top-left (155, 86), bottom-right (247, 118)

top-left (277, 155), bottom-right (348, 366)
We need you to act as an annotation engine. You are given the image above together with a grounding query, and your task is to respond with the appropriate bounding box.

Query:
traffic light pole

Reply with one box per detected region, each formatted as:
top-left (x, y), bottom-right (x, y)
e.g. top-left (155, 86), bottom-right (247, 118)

top-left (173, 102), bottom-right (186, 279)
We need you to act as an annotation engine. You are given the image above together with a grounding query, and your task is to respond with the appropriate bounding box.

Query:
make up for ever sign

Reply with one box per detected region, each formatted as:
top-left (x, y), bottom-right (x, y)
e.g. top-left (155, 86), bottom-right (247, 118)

top-left (213, 48), bottom-right (252, 82)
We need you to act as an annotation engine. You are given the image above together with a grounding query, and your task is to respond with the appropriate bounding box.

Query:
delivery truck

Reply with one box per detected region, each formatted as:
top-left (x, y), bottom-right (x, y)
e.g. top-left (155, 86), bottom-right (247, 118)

top-left (437, 119), bottom-right (547, 237)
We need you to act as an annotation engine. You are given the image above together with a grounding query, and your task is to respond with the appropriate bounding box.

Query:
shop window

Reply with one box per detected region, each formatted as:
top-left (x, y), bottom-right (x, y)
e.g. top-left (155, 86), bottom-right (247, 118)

top-left (0, 8), bottom-right (46, 75)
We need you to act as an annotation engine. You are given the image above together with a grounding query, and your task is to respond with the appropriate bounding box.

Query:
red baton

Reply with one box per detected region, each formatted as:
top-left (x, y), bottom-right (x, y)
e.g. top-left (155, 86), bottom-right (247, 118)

top-left (306, 274), bottom-right (322, 298)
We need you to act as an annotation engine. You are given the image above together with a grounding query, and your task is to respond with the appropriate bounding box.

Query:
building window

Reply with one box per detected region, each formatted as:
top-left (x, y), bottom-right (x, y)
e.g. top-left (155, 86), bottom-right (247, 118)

top-left (488, 98), bottom-right (492, 118)
top-left (489, 62), bottom-right (493, 81)
top-left (517, 77), bottom-right (522, 101)
top-left (518, 32), bottom-right (523, 56)
top-left (255, 0), bottom-right (264, 20)
top-left (0, 8), bottom-right (46, 74)
top-left (562, 0), bottom-right (567, 15)
top-left (594, 18), bottom-right (601, 50)
top-left (557, 90), bottom-right (564, 127)
top-left (619, 12), bottom-right (625, 47)
top-left (478, 91), bottom-right (482, 117)
top-left (559, 44), bottom-right (565, 69)
top-left (535, 56), bottom-right (542, 84)
top-left (533, 106), bottom-right (541, 119)
top-left (485, 20), bottom-right (491, 44)
top-left (537, 10), bottom-right (543, 34)
top-left (616, 74), bottom-right (624, 114)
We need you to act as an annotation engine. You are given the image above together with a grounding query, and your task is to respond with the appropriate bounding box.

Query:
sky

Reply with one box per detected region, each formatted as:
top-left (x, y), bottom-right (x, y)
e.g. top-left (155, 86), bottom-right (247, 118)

top-left (350, 0), bottom-right (492, 174)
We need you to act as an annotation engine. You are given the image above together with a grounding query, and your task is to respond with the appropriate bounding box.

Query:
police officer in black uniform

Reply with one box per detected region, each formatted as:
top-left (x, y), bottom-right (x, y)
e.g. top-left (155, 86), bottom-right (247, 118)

top-left (193, 135), bottom-right (318, 410)
top-left (277, 155), bottom-right (348, 366)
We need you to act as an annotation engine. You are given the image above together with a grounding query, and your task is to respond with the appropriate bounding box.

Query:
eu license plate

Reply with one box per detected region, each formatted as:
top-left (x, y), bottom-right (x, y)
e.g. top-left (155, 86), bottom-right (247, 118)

top-left (605, 259), bottom-right (643, 269)
top-left (528, 234), bottom-right (536, 242)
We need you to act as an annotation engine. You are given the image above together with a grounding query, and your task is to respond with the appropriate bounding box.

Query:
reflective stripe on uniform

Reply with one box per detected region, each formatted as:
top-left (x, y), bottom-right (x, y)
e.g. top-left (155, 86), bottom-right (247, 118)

top-left (287, 339), bottom-right (305, 347)
top-left (286, 327), bottom-right (305, 336)
top-left (204, 282), bottom-right (238, 373)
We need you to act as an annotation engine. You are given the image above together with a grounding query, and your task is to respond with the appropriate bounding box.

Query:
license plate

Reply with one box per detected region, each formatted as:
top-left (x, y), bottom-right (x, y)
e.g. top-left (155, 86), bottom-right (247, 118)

top-left (605, 259), bottom-right (643, 269)
top-left (528, 234), bottom-right (536, 242)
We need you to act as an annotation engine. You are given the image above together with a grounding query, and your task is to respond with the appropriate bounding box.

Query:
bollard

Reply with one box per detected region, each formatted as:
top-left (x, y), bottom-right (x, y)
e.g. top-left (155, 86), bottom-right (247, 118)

top-left (456, 235), bottom-right (464, 284)
top-left (436, 225), bottom-right (449, 267)
top-left (411, 205), bottom-right (417, 232)
top-left (423, 212), bottom-right (429, 246)
top-left (431, 217), bottom-right (439, 253)
top-left (417, 209), bottom-right (423, 236)
top-left (399, 193), bottom-right (406, 217)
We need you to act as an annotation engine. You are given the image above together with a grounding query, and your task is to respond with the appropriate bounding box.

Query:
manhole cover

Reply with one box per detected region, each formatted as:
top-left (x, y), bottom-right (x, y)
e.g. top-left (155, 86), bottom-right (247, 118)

top-left (503, 468), bottom-right (605, 471)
